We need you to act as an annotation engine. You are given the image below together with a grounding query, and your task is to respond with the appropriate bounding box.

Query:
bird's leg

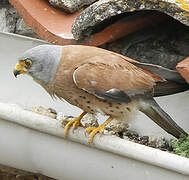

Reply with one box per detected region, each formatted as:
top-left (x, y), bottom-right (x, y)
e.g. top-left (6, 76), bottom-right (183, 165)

top-left (62, 111), bottom-right (87, 135)
top-left (86, 117), bottom-right (113, 144)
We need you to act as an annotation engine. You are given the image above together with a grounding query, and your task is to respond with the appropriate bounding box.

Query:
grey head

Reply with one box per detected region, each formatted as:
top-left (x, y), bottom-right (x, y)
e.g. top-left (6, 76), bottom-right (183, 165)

top-left (18, 45), bottom-right (63, 84)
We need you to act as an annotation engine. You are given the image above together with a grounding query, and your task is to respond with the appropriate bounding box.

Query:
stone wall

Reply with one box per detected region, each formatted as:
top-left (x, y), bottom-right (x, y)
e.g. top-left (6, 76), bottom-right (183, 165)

top-left (0, 0), bottom-right (39, 38)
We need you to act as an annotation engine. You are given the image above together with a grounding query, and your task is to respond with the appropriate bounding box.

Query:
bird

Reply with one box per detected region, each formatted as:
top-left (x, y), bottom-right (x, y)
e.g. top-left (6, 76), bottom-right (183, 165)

top-left (13, 44), bottom-right (188, 144)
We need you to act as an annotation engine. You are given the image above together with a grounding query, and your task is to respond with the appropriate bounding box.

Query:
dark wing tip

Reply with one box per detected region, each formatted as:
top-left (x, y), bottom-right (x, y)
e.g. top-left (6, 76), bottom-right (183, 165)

top-left (95, 88), bottom-right (131, 103)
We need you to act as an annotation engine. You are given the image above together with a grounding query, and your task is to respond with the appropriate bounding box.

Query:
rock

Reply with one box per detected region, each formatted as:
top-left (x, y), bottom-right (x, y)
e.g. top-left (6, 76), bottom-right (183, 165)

top-left (48, 0), bottom-right (96, 13)
top-left (56, 112), bottom-right (74, 127)
top-left (81, 113), bottom-right (99, 127)
top-left (122, 131), bottom-right (172, 151)
top-left (148, 136), bottom-right (171, 151)
top-left (0, 7), bottom-right (16, 33)
top-left (123, 130), bottom-right (139, 141)
top-left (106, 119), bottom-right (128, 134)
top-left (31, 106), bottom-right (57, 119)
top-left (102, 20), bottom-right (189, 69)
top-left (72, 0), bottom-right (189, 40)
top-left (0, 0), bottom-right (9, 5)
top-left (0, 164), bottom-right (55, 180)
top-left (15, 18), bottom-right (40, 38)
top-left (0, 0), bottom-right (39, 38)
top-left (47, 107), bottom-right (57, 115)
top-left (56, 112), bottom-right (74, 121)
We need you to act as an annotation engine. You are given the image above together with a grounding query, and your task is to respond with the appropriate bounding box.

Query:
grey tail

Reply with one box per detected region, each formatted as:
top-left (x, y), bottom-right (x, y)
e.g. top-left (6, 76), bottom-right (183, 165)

top-left (139, 98), bottom-right (188, 138)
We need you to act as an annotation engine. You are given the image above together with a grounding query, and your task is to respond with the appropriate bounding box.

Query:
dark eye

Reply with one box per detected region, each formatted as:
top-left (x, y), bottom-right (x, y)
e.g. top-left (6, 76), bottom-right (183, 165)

top-left (25, 59), bottom-right (32, 67)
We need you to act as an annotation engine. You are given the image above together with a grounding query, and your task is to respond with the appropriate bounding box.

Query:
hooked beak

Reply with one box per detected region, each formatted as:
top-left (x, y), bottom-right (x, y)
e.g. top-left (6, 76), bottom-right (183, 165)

top-left (13, 63), bottom-right (27, 78)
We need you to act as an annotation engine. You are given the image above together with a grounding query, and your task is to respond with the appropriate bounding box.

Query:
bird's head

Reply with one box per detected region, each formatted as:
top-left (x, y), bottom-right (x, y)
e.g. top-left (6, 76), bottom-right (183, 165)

top-left (13, 45), bottom-right (62, 84)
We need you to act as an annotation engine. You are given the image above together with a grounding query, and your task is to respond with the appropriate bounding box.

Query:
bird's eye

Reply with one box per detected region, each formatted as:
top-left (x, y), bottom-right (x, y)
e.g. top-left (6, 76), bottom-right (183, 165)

top-left (24, 59), bottom-right (32, 67)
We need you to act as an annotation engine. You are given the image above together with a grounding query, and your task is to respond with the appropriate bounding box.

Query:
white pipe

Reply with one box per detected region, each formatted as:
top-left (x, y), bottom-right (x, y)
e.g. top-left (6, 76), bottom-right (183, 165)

top-left (0, 102), bottom-right (188, 176)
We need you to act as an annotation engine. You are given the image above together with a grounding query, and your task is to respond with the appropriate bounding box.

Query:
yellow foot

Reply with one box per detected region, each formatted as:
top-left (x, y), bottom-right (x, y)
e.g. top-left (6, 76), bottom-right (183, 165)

top-left (86, 117), bottom-right (113, 144)
top-left (62, 111), bottom-right (87, 135)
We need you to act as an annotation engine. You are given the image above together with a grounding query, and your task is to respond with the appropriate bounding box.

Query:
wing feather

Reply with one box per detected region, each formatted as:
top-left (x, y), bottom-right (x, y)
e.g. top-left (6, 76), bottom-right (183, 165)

top-left (73, 62), bottom-right (159, 102)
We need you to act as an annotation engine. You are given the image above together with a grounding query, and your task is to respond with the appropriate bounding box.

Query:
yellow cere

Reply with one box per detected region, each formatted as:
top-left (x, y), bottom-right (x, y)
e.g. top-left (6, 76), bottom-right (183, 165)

top-left (14, 59), bottom-right (32, 74)
top-left (15, 63), bottom-right (27, 74)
